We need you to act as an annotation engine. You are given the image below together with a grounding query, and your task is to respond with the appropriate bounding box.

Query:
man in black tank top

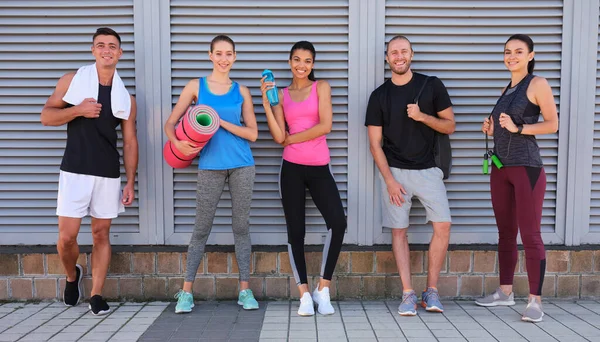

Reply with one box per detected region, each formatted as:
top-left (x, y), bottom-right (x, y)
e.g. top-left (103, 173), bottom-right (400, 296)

top-left (40, 28), bottom-right (138, 316)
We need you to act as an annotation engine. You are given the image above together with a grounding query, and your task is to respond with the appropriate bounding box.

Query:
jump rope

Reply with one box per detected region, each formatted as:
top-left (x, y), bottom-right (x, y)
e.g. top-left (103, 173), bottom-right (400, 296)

top-left (483, 80), bottom-right (522, 174)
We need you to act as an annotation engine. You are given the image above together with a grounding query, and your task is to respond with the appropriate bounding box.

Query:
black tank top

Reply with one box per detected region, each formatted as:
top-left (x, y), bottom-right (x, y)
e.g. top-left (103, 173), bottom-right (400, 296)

top-left (60, 84), bottom-right (121, 178)
top-left (491, 74), bottom-right (543, 167)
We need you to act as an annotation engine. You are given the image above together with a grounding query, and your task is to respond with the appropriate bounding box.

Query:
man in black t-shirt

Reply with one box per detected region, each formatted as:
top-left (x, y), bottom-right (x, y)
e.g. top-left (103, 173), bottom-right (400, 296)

top-left (365, 35), bottom-right (455, 316)
top-left (40, 27), bottom-right (138, 316)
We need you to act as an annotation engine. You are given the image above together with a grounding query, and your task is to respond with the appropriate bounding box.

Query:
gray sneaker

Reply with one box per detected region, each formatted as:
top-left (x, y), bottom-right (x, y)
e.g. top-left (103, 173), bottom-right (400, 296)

top-left (475, 287), bottom-right (515, 307)
top-left (398, 291), bottom-right (418, 316)
top-left (522, 297), bottom-right (544, 323)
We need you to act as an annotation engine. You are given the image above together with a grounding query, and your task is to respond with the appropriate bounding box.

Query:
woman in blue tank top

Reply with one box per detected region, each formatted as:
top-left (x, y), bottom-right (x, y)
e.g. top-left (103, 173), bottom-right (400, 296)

top-left (164, 35), bottom-right (259, 313)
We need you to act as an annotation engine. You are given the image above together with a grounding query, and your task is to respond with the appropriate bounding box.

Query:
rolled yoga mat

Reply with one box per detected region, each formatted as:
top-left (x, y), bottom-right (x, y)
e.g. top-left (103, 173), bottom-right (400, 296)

top-left (164, 104), bottom-right (220, 168)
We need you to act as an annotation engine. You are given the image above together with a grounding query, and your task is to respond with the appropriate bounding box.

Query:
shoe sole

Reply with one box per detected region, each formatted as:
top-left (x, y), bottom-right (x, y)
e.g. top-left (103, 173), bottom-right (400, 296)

top-left (313, 302), bottom-right (334, 315)
top-left (398, 311), bottom-right (417, 316)
top-left (475, 300), bottom-right (516, 307)
top-left (421, 302), bottom-right (443, 312)
top-left (88, 304), bottom-right (110, 316)
top-left (237, 301), bottom-right (259, 310)
top-left (64, 264), bottom-right (83, 307)
top-left (522, 312), bottom-right (544, 323)
top-left (175, 304), bottom-right (195, 314)
top-left (297, 311), bottom-right (315, 316)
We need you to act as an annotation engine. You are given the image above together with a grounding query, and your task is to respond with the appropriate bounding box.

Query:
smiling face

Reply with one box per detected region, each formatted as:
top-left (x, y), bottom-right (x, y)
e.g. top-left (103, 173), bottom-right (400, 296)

top-left (289, 48), bottom-right (314, 80)
top-left (386, 38), bottom-right (413, 76)
top-left (504, 39), bottom-right (534, 73)
top-left (209, 40), bottom-right (236, 73)
top-left (91, 35), bottom-right (122, 68)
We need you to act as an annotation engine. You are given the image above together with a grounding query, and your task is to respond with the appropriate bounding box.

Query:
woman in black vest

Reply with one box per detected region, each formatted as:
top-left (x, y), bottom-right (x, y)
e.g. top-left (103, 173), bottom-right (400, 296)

top-left (477, 34), bottom-right (559, 323)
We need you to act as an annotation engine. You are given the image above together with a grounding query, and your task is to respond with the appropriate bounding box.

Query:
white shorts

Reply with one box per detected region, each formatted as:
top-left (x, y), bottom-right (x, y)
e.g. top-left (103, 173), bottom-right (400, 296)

top-left (379, 167), bottom-right (451, 228)
top-left (56, 170), bottom-right (125, 219)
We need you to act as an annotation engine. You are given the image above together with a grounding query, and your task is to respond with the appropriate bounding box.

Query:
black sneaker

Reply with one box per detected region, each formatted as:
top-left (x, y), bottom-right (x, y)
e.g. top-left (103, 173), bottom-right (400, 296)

top-left (63, 264), bottom-right (83, 306)
top-left (89, 295), bottom-right (111, 316)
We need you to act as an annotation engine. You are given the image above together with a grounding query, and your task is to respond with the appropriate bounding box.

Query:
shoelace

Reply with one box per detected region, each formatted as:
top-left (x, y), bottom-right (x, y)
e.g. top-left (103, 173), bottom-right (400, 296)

top-left (174, 289), bottom-right (186, 299)
top-left (425, 290), bottom-right (440, 303)
top-left (401, 293), bottom-right (416, 306)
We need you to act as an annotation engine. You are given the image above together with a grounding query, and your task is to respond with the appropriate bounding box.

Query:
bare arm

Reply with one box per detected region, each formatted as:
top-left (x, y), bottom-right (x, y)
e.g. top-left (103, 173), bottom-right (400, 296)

top-left (408, 104), bottom-right (456, 134)
top-left (419, 107), bottom-right (456, 134)
top-left (261, 82), bottom-right (286, 144)
top-left (120, 95), bottom-right (138, 205)
top-left (522, 77), bottom-right (559, 135)
top-left (40, 73), bottom-right (101, 126)
top-left (368, 125), bottom-right (406, 207)
top-left (122, 95), bottom-right (138, 186)
top-left (285, 80), bottom-right (333, 145)
top-left (163, 79), bottom-right (202, 156)
top-left (164, 79), bottom-right (198, 144)
top-left (499, 77), bottom-right (559, 135)
top-left (368, 126), bottom-right (395, 184)
top-left (219, 85), bottom-right (258, 142)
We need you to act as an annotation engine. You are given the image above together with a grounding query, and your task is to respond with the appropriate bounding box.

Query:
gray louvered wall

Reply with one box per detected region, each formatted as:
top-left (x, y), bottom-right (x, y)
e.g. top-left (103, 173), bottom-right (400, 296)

top-left (167, 0), bottom-right (349, 244)
top-left (590, 8), bottom-right (600, 234)
top-left (0, 0), bottom-right (140, 242)
top-left (378, 0), bottom-right (562, 243)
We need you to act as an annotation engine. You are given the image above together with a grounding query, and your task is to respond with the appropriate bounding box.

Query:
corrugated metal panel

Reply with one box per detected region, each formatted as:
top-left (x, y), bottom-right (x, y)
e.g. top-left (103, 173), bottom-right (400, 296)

top-left (590, 10), bottom-right (600, 233)
top-left (169, 0), bottom-right (349, 238)
top-left (383, 0), bottom-right (561, 234)
top-left (0, 1), bottom-right (139, 237)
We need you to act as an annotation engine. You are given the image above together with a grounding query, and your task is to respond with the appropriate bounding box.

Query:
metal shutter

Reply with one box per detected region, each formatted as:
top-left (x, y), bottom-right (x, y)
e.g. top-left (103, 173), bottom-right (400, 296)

top-left (589, 8), bottom-right (600, 238)
top-left (377, 0), bottom-right (562, 243)
top-left (0, 0), bottom-right (140, 244)
top-left (166, 0), bottom-right (349, 245)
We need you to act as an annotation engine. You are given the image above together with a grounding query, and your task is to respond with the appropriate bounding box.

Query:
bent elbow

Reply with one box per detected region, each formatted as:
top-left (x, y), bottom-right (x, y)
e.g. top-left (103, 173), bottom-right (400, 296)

top-left (553, 120), bottom-right (559, 133)
top-left (249, 131), bottom-right (258, 143)
top-left (446, 122), bottom-right (456, 135)
top-left (40, 112), bottom-right (50, 126)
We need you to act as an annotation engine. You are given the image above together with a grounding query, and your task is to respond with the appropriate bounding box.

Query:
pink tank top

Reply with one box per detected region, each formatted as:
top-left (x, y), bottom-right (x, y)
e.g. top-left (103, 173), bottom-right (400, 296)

top-left (282, 82), bottom-right (330, 166)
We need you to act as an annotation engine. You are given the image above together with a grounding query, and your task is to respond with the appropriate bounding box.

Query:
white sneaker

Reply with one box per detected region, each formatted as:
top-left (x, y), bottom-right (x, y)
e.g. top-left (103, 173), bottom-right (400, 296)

top-left (298, 292), bottom-right (315, 316)
top-left (312, 287), bottom-right (335, 315)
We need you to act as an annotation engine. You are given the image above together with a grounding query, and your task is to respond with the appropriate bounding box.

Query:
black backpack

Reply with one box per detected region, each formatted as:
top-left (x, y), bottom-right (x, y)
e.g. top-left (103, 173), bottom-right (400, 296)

top-left (415, 77), bottom-right (452, 180)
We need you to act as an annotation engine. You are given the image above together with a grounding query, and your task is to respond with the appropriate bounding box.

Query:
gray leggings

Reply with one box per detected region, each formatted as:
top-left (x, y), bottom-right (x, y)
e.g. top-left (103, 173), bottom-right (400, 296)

top-left (184, 166), bottom-right (255, 282)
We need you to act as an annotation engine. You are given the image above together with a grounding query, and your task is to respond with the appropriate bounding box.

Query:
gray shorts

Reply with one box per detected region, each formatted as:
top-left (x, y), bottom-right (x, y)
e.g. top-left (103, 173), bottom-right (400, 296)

top-left (379, 167), bottom-right (451, 228)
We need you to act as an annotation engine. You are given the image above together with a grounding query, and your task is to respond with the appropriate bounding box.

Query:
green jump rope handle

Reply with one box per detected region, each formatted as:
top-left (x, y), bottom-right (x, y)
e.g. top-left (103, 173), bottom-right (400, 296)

top-left (491, 154), bottom-right (503, 169)
top-left (482, 154), bottom-right (489, 175)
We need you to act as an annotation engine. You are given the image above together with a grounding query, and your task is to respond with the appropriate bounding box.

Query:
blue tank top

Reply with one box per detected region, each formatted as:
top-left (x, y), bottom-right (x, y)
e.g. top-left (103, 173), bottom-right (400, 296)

top-left (197, 77), bottom-right (254, 170)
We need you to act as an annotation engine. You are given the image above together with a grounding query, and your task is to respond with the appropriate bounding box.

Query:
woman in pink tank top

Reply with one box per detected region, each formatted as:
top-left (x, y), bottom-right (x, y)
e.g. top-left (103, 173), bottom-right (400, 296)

top-left (261, 41), bottom-right (347, 317)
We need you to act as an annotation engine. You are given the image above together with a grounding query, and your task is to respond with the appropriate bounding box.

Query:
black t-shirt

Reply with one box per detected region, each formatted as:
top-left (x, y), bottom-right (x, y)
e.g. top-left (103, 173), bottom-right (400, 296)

top-left (60, 84), bottom-right (122, 178)
top-left (364, 72), bottom-right (452, 170)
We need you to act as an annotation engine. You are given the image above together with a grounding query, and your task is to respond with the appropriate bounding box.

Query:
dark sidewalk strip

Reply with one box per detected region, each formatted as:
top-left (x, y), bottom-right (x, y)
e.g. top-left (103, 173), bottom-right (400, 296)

top-left (138, 301), bottom-right (266, 342)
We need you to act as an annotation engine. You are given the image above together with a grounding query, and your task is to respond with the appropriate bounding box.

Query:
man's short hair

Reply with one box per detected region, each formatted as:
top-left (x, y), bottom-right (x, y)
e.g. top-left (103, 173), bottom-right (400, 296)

top-left (93, 27), bottom-right (121, 46)
top-left (386, 35), bottom-right (412, 53)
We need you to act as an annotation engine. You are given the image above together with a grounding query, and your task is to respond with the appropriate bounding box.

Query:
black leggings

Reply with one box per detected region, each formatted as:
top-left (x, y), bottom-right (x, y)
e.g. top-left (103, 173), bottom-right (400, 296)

top-left (280, 160), bottom-right (346, 285)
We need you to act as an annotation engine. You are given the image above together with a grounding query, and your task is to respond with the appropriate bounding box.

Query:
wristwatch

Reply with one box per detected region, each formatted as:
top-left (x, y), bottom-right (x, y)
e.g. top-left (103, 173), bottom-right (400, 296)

top-left (516, 124), bottom-right (523, 134)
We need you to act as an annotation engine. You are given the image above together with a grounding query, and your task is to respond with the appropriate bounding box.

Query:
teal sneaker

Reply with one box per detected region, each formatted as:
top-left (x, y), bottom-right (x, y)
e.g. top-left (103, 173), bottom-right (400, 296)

top-left (237, 289), bottom-right (259, 310)
top-left (174, 290), bottom-right (194, 314)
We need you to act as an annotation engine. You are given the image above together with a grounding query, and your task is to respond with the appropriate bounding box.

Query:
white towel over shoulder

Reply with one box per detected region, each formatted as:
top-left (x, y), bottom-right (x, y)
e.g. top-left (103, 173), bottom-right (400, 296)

top-left (62, 63), bottom-right (131, 120)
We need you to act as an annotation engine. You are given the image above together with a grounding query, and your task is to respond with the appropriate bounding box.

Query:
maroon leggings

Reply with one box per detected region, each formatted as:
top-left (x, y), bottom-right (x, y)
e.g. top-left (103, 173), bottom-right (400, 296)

top-left (491, 165), bottom-right (546, 296)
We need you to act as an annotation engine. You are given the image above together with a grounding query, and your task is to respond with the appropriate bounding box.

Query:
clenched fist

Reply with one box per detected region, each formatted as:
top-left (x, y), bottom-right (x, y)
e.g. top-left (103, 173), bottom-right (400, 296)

top-left (77, 98), bottom-right (102, 119)
top-left (407, 103), bottom-right (426, 122)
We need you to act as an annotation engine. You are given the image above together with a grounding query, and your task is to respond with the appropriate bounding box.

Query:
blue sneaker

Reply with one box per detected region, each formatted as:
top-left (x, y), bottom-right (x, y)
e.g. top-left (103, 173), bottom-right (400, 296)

top-left (398, 290), bottom-right (418, 316)
top-left (174, 290), bottom-right (194, 314)
top-left (238, 289), bottom-right (259, 310)
top-left (421, 287), bottom-right (444, 312)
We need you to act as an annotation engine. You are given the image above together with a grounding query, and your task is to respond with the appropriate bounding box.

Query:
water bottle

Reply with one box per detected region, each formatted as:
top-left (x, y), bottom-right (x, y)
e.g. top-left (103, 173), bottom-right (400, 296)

top-left (262, 69), bottom-right (279, 106)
